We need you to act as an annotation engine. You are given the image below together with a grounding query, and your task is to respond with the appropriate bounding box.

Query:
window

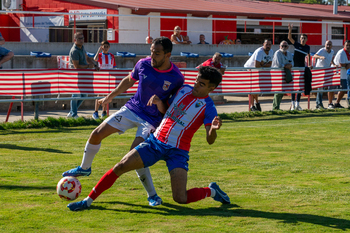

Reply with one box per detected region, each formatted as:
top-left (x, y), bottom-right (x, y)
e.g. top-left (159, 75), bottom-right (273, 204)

top-left (331, 27), bottom-right (344, 40)
top-left (49, 27), bottom-right (73, 42)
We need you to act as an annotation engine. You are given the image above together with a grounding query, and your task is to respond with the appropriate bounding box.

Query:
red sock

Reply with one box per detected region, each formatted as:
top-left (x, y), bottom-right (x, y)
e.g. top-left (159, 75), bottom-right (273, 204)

top-left (89, 168), bottom-right (119, 200)
top-left (186, 187), bottom-right (211, 204)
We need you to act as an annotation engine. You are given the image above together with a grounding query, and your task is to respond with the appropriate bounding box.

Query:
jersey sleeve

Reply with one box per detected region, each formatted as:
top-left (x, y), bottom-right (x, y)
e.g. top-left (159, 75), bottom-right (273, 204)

top-left (111, 53), bottom-right (116, 68)
top-left (130, 59), bottom-right (142, 81)
top-left (204, 102), bottom-right (218, 126)
top-left (255, 50), bottom-right (263, 62)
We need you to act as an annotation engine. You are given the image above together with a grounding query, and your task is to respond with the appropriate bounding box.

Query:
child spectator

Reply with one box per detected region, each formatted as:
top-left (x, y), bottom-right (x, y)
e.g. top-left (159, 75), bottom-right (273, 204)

top-left (92, 41), bottom-right (116, 120)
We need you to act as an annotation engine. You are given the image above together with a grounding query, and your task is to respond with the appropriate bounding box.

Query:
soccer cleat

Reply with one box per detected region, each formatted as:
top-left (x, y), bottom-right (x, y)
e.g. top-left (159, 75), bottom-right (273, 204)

top-left (334, 103), bottom-right (344, 108)
top-left (101, 111), bottom-right (107, 118)
top-left (67, 200), bottom-right (89, 211)
top-left (92, 111), bottom-right (99, 120)
top-left (209, 182), bottom-right (230, 204)
top-left (328, 103), bottom-right (335, 109)
top-left (62, 166), bottom-right (91, 177)
top-left (296, 105), bottom-right (303, 111)
top-left (147, 194), bottom-right (163, 206)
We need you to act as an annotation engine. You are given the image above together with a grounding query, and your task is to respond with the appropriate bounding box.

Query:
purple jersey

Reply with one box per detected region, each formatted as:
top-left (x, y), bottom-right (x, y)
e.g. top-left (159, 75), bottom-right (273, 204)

top-left (125, 57), bottom-right (184, 127)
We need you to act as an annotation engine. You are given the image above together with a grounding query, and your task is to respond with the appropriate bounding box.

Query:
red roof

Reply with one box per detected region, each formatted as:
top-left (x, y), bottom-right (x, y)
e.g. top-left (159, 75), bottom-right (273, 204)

top-left (61, 0), bottom-right (350, 21)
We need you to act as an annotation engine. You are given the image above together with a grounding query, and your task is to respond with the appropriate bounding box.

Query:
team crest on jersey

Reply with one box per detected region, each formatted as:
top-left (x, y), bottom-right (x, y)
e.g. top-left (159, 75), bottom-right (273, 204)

top-left (163, 81), bottom-right (172, 91)
top-left (114, 115), bottom-right (122, 122)
top-left (195, 100), bottom-right (204, 108)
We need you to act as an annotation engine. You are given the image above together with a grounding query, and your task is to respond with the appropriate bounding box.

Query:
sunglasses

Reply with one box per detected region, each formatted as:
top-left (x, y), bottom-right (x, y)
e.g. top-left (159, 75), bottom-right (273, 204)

top-left (281, 45), bottom-right (288, 48)
top-left (77, 37), bottom-right (84, 40)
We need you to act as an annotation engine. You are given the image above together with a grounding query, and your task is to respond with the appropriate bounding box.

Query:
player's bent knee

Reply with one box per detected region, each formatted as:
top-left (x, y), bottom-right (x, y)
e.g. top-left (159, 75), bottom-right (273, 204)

top-left (173, 194), bottom-right (187, 204)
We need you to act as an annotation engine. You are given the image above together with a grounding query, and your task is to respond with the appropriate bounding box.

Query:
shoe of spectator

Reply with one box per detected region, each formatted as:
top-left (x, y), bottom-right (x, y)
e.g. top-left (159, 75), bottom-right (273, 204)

top-left (101, 111), bottom-right (107, 118)
top-left (250, 106), bottom-right (258, 112)
top-left (147, 194), bottom-right (163, 206)
top-left (296, 105), bottom-right (303, 111)
top-left (334, 103), bottom-right (344, 108)
top-left (315, 105), bottom-right (324, 110)
top-left (347, 99), bottom-right (350, 108)
top-left (92, 111), bottom-right (99, 120)
top-left (255, 103), bottom-right (262, 112)
top-left (328, 103), bottom-right (335, 109)
top-left (291, 104), bottom-right (295, 111)
top-left (67, 112), bottom-right (72, 118)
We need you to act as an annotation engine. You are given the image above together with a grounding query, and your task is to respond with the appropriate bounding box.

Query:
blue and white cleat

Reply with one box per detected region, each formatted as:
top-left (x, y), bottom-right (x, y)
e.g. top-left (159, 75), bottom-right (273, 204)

top-left (62, 166), bottom-right (91, 177)
top-left (67, 200), bottom-right (89, 211)
top-left (147, 194), bottom-right (163, 206)
top-left (209, 182), bottom-right (231, 204)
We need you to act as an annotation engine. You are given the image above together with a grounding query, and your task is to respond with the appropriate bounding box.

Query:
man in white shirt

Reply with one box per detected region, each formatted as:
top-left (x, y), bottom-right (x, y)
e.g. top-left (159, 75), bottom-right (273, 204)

top-left (333, 40), bottom-right (350, 109)
top-left (271, 41), bottom-right (294, 110)
top-left (313, 40), bottom-right (335, 109)
top-left (244, 39), bottom-right (274, 111)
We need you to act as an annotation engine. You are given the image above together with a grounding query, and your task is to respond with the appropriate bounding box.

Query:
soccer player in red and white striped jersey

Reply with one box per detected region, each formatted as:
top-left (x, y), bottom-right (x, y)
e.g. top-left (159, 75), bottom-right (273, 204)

top-left (67, 66), bottom-right (231, 211)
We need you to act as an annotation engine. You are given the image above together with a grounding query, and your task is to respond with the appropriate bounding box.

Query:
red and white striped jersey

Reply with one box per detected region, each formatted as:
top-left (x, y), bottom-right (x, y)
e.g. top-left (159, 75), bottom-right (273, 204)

top-left (97, 53), bottom-right (116, 69)
top-left (154, 85), bottom-right (217, 152)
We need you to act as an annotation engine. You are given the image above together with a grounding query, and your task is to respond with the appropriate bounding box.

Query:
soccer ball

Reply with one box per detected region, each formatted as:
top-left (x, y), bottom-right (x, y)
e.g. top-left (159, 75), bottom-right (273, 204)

top-left (57, 177), bottom-right (82, 201)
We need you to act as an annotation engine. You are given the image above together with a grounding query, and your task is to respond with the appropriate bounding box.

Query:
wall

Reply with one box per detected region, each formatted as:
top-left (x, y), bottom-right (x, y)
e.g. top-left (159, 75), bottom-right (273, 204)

top-left (301, 21), bottom-right (322, 45)
top-left (212, 15), bottom-right (237, 44)
top-left (118, 8), bottom-right (160, 43)
top-left (187, 15), bottom-right (212, 44)
top-left (160, 13), bottom-right (187, 39)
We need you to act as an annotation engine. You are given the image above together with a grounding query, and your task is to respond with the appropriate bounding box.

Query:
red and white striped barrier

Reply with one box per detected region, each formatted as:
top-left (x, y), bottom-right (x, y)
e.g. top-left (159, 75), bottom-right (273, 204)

top-left (0, 67), bottom-right (341, 97)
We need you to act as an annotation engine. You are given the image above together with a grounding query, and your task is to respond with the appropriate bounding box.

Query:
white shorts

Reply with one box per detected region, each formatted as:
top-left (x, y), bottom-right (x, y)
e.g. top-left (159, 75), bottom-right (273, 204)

top-left (104, 106), bottom-right (155, 140)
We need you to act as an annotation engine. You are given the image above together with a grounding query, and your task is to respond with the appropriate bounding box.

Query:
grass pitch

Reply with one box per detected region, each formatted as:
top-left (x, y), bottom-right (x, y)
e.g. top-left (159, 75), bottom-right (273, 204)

top-left (1, 112), bottom-right (350, 232)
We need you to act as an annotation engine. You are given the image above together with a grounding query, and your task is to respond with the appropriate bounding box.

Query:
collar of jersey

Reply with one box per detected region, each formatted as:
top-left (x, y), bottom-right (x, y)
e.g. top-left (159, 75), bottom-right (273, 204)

top-left (154, 62), bottom-right (174, 73)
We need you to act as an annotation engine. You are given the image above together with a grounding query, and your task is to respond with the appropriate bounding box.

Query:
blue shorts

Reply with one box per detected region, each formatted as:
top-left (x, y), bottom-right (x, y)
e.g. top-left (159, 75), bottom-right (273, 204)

top-left (0, 47), bottom-right (11, 57)
top-left (135, 134), bottom-right (189, 172)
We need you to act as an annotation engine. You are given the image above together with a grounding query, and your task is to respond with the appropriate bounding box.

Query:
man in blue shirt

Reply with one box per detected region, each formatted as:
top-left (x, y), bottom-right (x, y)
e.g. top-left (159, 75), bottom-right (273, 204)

top-left (63, 37), bottom-right (184, 207)
top-left (0, 32), bottom-right (14, 69)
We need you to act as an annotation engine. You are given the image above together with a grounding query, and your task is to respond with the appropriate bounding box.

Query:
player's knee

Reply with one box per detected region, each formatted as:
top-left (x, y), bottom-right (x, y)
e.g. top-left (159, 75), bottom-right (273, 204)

top-left (90, 128), bottom-right (103, 143)
top-left (8, 51), bottom-right (14, 59)
top-left (173, 193), bottom-right (187, 204)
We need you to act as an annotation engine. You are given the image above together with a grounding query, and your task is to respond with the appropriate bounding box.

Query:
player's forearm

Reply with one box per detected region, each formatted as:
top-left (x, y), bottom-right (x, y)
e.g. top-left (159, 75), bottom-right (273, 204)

top-left (207, 128), bottom-right (217, 145)
top-left (107, 76), bottom-right (134, 99)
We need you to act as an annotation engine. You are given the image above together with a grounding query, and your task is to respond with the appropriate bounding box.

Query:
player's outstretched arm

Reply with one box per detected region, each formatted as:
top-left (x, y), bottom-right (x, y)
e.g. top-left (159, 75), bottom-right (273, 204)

top-left (147, 94), bottom-right (167, 114)
top-left (98, 74), bottom-right (136, 108)
top-left (206, 116), bottom-right (222, 145)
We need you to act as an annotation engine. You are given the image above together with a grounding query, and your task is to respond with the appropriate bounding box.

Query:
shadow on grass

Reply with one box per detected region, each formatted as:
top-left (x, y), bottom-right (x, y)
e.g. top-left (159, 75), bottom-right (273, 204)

top-left (0, 184), bottom-right (55, 191)
top-left (0, 128), bottom-right (93, 135)
top-left (0, 143), bottom-right (72, 154)
top-left (95, 201), bottom-right (350, 230)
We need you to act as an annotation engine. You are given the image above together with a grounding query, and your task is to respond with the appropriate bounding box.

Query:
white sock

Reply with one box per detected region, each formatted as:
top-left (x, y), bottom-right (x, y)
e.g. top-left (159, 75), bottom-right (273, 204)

top-left (291, 101), bottom-right (295, 106)
top-left (84, 196), bottom-right (93, 207)
top-left (136, 167), bottom-right (156, 197)
top-left (80, 142), bottom-right (101, 170)
top-left (210, 188), bottom-right (216, 197)
top-left (296, 101), bottom-right (300, 106)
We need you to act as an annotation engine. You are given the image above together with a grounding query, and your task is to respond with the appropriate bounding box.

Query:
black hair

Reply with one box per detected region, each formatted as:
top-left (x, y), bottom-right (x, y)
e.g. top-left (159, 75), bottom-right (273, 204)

top-left (101, 41), bottom-right (110, 46)
top-left (301, 34), bottom-right (308, 39)
top-left (152, 37), bottom-right (173, 54)
top-left (264, 38), bottom-right (272, 43)
top-left (345, 40), bottom-right (350, 44)
top-left (198, 66), bottom-right (222, 88)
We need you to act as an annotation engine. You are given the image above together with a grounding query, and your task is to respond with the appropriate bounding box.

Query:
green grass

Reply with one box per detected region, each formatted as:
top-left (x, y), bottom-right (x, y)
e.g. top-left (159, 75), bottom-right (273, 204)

top-left (1, 112), bottom-right (350, 232)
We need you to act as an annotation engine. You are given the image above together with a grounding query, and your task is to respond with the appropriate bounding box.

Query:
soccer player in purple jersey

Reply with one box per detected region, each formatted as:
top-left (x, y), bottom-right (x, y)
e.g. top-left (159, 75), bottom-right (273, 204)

top-left (67, 66), bottom-right (230, 211)
top-left (62, 37), bottom-right (184, 206)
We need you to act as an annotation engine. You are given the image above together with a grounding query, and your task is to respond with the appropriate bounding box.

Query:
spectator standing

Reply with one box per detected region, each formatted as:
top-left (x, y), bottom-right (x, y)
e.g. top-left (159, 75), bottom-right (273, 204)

top-left (198, 34), bottom-right (209, 44)
top-left (244, 39), bottom-right (273, 111)
top-left (333, 40), bottom-right (350, 108)
top-left (197, 52), bottom-right (226, 75)
top-left (271, 41), bottom-right (294, 110)
top-left (312, 40), bottom-right (335, 109)
top-left (171, 26), bottom-right (191, 44)
top-left (0, 32), bottom-right (14, 69)
top-left (288, 24), bottom-right (310, 111)
top-left (92, 41), bottom-right (116, 120)
top-left (68, 32), bottom-right (99, 118)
